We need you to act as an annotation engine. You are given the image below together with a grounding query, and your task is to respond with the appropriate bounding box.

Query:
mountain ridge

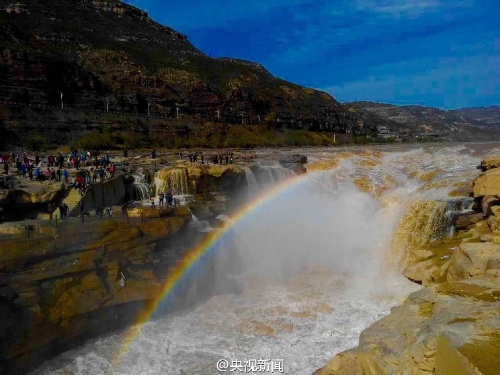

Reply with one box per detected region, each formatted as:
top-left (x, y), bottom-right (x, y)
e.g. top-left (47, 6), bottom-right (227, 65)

top-left (346, 101), bottom-right (500, 139)
top-left (0, 0), bottom-right (360, 147)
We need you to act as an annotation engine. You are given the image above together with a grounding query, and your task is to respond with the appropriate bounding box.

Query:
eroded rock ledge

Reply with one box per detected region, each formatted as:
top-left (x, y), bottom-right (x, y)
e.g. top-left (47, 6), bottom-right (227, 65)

top-left (0, 207), bottom-right (197, 374)
top-left (315, 158), bottom-right (500, 375)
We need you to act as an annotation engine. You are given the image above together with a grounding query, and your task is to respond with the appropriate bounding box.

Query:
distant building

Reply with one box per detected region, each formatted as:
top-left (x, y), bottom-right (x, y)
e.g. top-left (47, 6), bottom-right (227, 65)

top-left (376, 126), bottom-right (397, 138)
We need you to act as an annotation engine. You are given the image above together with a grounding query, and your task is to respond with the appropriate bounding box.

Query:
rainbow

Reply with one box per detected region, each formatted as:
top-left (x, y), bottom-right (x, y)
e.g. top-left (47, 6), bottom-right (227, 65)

top-left (113, 172), bottom-right (308, 366)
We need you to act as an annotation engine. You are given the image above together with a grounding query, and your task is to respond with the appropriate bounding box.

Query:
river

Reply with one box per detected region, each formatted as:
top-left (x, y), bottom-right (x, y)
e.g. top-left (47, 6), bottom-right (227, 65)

top-left (30, 143), bottom-right (500, 375)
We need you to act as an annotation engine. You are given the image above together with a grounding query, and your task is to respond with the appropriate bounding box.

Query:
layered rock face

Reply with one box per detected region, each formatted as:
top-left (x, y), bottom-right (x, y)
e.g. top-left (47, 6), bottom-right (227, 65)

top-left (0, 207), bottom-right (198, 374)
top-left (315, 158), bottom-right (500, 375)
top-left (68, 175), bottom-right (127, 216)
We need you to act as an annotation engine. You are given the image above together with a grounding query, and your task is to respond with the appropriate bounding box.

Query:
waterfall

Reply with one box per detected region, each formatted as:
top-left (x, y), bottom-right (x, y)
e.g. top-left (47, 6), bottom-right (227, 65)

top-left (129, 183), bottom-right (151, 201)
top-left (155, 168), bottom-right (189, 195)
top-left (390, 197), bottom-right (473, 268)
top-left (128, 172), bottom-right (151, 202)
top-left (241, 166), bottom-right (259, 195)
top-left (30, 145), bottom-right (490, 375)
top-left (190, 213), bottom-right (214, 232)
top-left (251, 159), bottom-right (296, 188)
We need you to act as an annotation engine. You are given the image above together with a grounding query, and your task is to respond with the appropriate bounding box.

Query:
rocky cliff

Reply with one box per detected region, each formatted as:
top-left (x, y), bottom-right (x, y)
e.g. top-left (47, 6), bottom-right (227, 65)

top-left (315, 159), bottom-right (500, 375)
top-left (0, 0), bottom-right (357, 145)
top-left (0, 207), bottom-right (214, 374)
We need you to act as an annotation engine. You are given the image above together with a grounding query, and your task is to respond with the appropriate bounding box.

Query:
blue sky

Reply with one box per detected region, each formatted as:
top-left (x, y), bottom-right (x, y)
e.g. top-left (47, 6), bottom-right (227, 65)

top-left (124, 0), bottom-right (499, 109)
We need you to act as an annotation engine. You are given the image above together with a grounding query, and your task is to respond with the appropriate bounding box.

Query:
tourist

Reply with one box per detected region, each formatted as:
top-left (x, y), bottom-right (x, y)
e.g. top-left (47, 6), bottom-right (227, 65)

top-left (96, 205), bottom-right (103, 218)
top-left (167, 191), bottom-right (173, 206)
top-left (56, 168), bottom-right (62, 181)
top-left (150, 196), bottom-right (156, 208)
top-left (123, 149), bottom-right (128, 158)
top-left (151, 150), bottom-right (156, 159)
top-left (159, 192), bottom-right (165, 206)
top-left (109, 163), bottom-right (115, 178)
top-left (75, 174), bottom-right (83, 195)
top-left (48, 203), bottom-right (54, 219)
top-left (63, 169), bottom-right (69, 183)
top-left (99, 167), bottom-right (105, 182)
top-left (3, 163), bottom-right (8, 175)
top-left (21, 163), bottom-right (27, 178)
top-left (57, 153), bottom-right (64, 168)
top-left (78, 200), bottom-right (84, 217)
top-left (58, 203), bottom-right (65, 219)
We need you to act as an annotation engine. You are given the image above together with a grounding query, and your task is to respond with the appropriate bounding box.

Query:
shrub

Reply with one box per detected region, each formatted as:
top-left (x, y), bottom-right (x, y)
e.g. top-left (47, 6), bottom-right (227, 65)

top-left (25, 134), bottom-right (51, 151)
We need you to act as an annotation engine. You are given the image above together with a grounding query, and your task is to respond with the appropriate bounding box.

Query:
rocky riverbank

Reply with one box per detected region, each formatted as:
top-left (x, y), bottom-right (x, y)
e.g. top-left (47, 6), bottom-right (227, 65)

top-left (0, 207), bottom-right (202, 374)
top-left (315, 156), bottom-right (500, 375)
top-left (0, 152), bottom-right (306, 374)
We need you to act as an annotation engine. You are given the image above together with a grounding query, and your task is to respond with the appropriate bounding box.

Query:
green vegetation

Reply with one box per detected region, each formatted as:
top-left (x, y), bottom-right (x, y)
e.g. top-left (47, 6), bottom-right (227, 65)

top-left (25, 134), bottom-right (51, 151)
top-left (66, 123), bottom-right (405, 151)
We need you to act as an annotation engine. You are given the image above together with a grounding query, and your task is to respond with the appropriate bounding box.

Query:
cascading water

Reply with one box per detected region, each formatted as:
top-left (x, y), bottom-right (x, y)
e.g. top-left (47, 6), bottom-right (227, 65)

top-left (190, 213), bottom-right (214, 232)
top-left (241, 166), bottom-right (259, 195)
top-left (128, 172), bottom-right (152, 202)
top-left (251, 160), bottom-right (296, 189)
top-left (31, 145), bottom-right (488, 375)
top-left (155, 168), bottom-right (189, 196)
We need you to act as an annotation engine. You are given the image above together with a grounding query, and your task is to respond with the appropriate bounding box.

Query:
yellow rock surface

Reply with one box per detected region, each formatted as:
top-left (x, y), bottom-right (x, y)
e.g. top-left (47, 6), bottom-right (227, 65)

top-left (473, 169), bottom-right (500, 197)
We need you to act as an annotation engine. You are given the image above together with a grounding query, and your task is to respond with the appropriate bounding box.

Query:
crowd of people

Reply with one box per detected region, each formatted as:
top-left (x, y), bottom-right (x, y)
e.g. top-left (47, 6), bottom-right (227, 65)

top-left (185, 151), bottom-right (234, 165)
top-left (0, 150), bottom-right (117, 187)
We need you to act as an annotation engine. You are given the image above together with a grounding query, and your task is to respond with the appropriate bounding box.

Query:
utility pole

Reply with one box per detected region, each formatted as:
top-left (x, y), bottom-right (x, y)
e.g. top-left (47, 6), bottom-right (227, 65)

top-left (60, 92), bottom-right (64, 109)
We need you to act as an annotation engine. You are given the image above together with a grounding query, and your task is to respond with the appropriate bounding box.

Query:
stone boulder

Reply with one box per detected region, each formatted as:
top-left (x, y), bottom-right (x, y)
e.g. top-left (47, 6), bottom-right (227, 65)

top-left (447, 242), bottom-right (500, 280)
top-left (473, 169), bottom-right (500, 197)
top-left (453, 212), bottom-right (485, 230)
top-left (480, 156), bottom-right (500, 171)
top-left (481, 195), bottom-right (500, 216)
top-left (6, 182), bottom-right (65, 206)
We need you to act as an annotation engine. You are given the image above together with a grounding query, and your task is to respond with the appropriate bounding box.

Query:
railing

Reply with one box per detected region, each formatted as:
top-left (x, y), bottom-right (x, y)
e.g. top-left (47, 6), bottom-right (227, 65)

top-left (0, 100), bottom-right (174, 120)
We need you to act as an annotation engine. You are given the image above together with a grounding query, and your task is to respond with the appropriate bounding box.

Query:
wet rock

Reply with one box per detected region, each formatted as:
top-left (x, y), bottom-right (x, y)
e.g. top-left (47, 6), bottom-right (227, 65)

top-left (481, 195), bottom-right (500, 216)
top-left (453, 212), bottom-right (485, 230)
